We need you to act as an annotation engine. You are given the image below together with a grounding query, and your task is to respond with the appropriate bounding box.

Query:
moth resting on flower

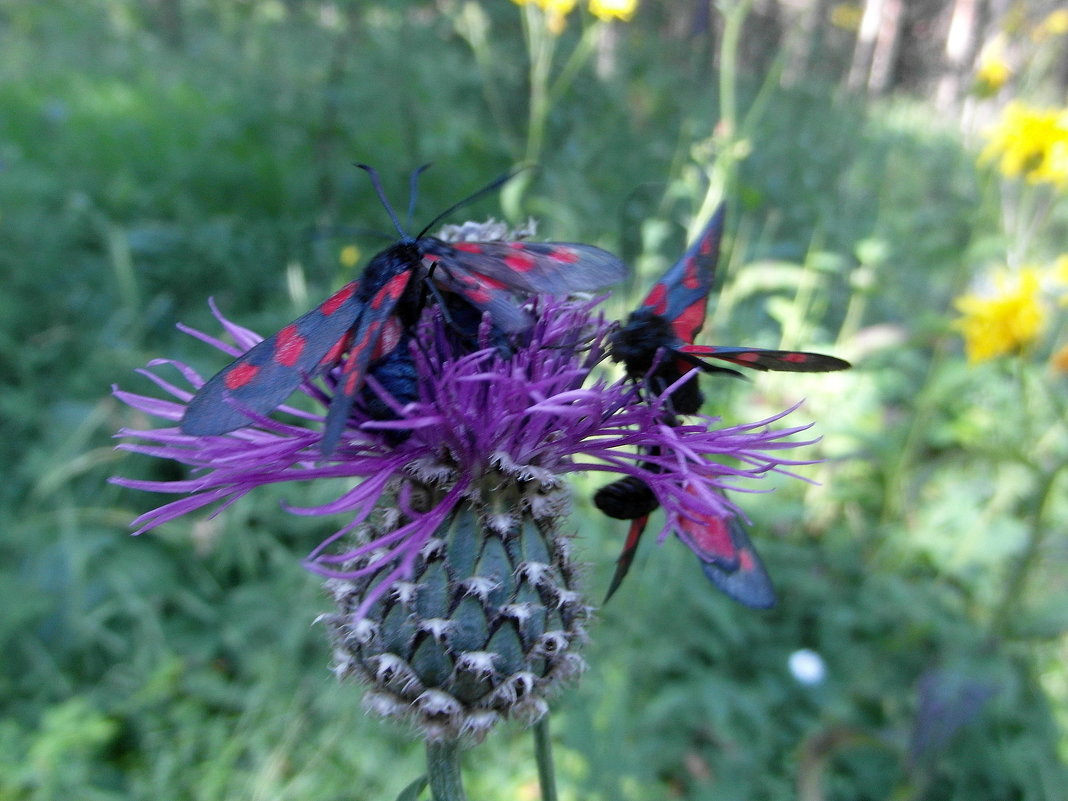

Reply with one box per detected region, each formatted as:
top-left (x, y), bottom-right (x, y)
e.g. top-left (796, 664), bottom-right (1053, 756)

top-left (595, 204), bottom-right (850, 606)
top-left (179, 165), bottom-right (625, 455)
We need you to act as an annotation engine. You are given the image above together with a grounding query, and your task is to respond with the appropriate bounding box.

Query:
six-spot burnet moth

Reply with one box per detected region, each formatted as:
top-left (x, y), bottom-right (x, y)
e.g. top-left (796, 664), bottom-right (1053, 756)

top-left (595, 203), bottom-right (850, 607)
top-left (181, 165), bottom-right (627, 455)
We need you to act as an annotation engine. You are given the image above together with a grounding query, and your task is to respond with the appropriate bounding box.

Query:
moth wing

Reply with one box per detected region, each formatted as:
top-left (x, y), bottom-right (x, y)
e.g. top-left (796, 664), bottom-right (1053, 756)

top-left (680, 344), bottom-right (851, 372)
top-left (675, 505), bottom-right (742, 571)
top-left (181, 281), bottom-right (363, 435)
top-left (421, 238), bottom-right (626, 332)
top-left (699, 518), bottom-right (776, 609)
top-left (603, 516), bottom-right (649, 603)
top-left (319, 272), bottom-right (413, 454)
top-left (637, 203), bottom-right (725, 345)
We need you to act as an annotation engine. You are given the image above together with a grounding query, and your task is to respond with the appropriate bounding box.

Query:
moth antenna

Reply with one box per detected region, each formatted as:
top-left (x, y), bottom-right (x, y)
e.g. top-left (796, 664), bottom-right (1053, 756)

top-left (356, 163), bottom-right (406, 239)
top-left (415, 165), bottom-right (532, 239)
top-left (407, 163), bottom-right (432, 232)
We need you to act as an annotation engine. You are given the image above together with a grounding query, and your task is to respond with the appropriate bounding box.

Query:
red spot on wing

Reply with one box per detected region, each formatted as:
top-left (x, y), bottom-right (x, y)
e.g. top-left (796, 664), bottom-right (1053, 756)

top-left (464, 286), bottom-right (492, 304)
top-left (546, 246), bottom-right (579, 263)
top-left (738, 547), bottom-right (757, 571)
top-left (274, 325), bottom-right (306, 367)
top-left (321, 283), bottom-right (357, 316)
top-left (783, 352), bottom-right (809, 363)
top-left (504, 251), bottom-right (536, 273)
top-left (681, 256), bottom-right (701, 289)
top-left (457, 273), bottom-right (505, 306)
top-left (343, 369), bottom-right (361, 394)
top-left (734, 352), bottom-right (763, 364)
top-left (474, 274), bottom-right (506, 290)
top-left (645, 284), bottom-right (668, 315)
top-left (347, 333), bottom-right (372, 364)
top-left (224, 362), bottom-right (260, 390)
top-left (623, 516), bottom-right (646, 554)
top-left (673, 299), bottom-right (706, 343)
top-left (686, 514), bottom-right (734, 562)
top-left (372, 318), bottom-right (402, 360)
top-left (342, 323), bottom-right (379, 395)
top-left (371, 274), bottom-right (410, 310)
top-left (320, 332), bottom-right (352, 366)
top-left (452, 242), bottom-right (482, 253)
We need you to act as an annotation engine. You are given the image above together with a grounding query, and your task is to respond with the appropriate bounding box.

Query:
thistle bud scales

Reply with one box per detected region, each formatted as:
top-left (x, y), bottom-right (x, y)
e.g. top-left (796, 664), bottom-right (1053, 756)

top-left (324, 481), bottom-right (588, 740)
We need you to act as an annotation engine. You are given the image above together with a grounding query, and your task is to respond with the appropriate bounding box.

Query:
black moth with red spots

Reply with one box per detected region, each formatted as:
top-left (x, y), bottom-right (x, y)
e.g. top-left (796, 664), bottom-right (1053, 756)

top-left (181, 166), bottom-right (626, 455)
top-left (595, 204), bottom-right (849, 607)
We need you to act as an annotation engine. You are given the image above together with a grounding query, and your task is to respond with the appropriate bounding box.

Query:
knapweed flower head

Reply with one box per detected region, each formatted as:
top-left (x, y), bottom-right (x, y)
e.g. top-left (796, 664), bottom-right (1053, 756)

top-left (954, 267), bottom-right (1047, 363)
top-left (113, 226), bottom-right (817, 738)
top-left (980, 102), bottom-right (1068, 188)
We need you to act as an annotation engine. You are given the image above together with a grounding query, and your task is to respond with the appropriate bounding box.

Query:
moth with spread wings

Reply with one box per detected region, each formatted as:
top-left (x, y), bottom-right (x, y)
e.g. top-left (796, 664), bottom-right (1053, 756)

top-left (181, 167), bottom-right (626, 455)
top-left (595, 203), bottom-right (849, 607)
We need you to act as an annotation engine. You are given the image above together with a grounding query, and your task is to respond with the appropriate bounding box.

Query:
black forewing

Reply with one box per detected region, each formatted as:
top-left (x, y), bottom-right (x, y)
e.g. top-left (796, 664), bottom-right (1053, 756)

top-left (420, 238), bottom-right (626, 332)
top-left (181, 280), bottom-right (363, 435)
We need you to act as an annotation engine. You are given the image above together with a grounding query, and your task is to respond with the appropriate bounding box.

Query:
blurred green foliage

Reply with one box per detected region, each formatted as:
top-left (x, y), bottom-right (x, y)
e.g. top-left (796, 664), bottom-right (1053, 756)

top-left (2, 1), bottom-right (1067, 799)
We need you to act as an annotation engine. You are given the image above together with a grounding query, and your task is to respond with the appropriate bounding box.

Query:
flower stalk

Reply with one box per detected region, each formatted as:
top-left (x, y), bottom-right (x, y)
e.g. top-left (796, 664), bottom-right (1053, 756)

top-left (532, 717), bottom-right (559, 801)
top-left (426, 740), bottom-right (467, 801)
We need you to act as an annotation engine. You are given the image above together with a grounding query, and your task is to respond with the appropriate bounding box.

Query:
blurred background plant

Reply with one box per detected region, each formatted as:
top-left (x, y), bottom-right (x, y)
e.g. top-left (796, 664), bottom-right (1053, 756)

top-left (4, 0), bottom-right (1068, 799)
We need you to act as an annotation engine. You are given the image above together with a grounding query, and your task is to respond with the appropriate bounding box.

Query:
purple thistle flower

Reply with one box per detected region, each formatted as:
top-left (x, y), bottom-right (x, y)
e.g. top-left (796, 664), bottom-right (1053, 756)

top-left (113, 296), bottom-right (814, 614)
top-left (112, 267), bottom-right (819, 738)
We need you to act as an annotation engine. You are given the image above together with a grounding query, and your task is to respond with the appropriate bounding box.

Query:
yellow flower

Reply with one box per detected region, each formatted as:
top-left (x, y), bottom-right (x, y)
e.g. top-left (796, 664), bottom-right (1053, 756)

top-left (1053, 254), bottom-right (1068, 284)
top-left (589, 0), bottom-right (637, 22)
top-left (541, 0), bottom-right (576, 13)
top-left (954, 268), bottom-right (1047, 363)
top-left (512, 0), bottom-right (576, 34)
top-left (509, 0), bottom-right (576, 13)
top-left (1034, 9), bottom-right (1068, 41)
top-left (973, 56), bottom-right (1011, 96)
top-left (980, 102), bottom-right (1068, 187)
top-left (339, 244), bottom-right (360, 269)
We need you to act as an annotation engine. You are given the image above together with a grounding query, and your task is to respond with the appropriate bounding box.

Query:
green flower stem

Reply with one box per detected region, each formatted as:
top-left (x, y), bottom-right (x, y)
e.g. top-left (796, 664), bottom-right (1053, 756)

top-left (878, 337), bottom-right (953, 525)
top-left (989, 463), bottom-right (1064, 640)
top-left (989, 368), bottom-right (1068, 639)
top-left (716, 0), bottom-right (754, 136)
top-left (533, 716), bottom-right (559, 801)
top-left (546, 23), bottom-right (600, 109)
top-left (426, 740), bottom-right (467, 801)
top-left (521, 3), bottom-right (557, 167)
top-left (690, 0), bottom-right (756, 234)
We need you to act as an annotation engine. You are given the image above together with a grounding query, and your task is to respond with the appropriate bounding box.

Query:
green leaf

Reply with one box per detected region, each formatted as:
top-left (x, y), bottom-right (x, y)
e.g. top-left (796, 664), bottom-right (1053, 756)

top-left (396, 775), bottom-right (428, 801)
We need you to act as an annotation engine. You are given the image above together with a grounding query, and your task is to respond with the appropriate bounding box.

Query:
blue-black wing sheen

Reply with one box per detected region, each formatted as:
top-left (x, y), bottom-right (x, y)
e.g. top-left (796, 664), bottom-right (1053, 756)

top-left (421, 239), bottom-right (627, 332)
top-left (181, 279), bottom-right (364, 436)
top-left (636, 203), bottom-right (726, 345)
top-left (699, 517), bottom-right (776, 609)
top-left (318, 270), bottom-right (414, 455)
